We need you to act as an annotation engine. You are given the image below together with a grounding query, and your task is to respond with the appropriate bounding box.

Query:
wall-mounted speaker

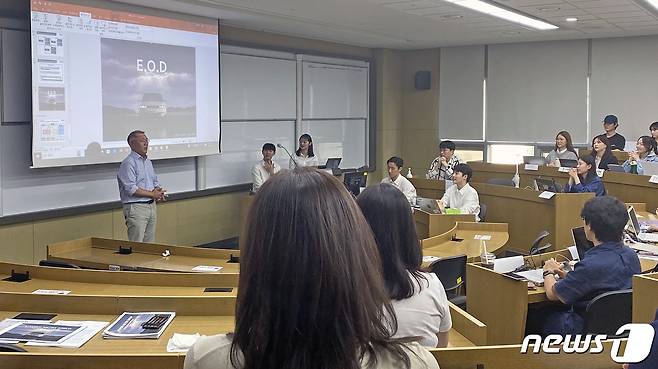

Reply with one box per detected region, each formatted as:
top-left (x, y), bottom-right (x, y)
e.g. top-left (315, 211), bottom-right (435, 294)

top-left (414, 71), bottom-right (431, 90)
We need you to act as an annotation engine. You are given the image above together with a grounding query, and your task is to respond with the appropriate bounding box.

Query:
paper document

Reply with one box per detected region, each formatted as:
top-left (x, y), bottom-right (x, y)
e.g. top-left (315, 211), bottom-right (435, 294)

top-left (474, 234), bottom-right (491, 240)
top-left (103, 312), bottom-right (175, 339)
top-left (0, 321), bottom-right (84, 344)
top-left (191, 265), bottom-right (222, 272)
top-left (493, 256), bottom-right (524, 273)
top-left (514, 269), bottom-right (545, 284)
top-left (32, 289), bottom-right (71, 295)
top-left (26, 321), bottom-right (108, 348)
top-left (538, 191), bottom-right (555, 199)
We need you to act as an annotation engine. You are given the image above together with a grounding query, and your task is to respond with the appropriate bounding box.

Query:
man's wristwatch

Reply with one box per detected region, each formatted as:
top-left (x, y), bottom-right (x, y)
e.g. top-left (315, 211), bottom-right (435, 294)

top-left (543, 270), bottom-right (554, 278)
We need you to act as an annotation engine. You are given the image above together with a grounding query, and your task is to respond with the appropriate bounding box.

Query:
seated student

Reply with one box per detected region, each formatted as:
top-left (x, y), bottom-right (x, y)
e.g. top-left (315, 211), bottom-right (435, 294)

top-left (184, 168), bottom-right (439, 369)
top-left (546, 131), bottom-right (578, 167)
top-left (357, 183), bottom-right (452, 348)
top-left (650, 122), bottom-right (658, 143)
top-left (438, 163), bottom-right (480, 221)
top-left (251, 143), bottom-right (281, 192)
top-left (381, 157), bottom-right (417, 205)
top-left (564, 156), bottom-right (606, 197)
top-left (622, 136), bottom-right (658, 174)
top-left (590, 134), bottom-right (619, 171)
top-left (540, 196), bottom-right (640, 335)
top-left (426, 140), bottom-right (462, 180)
top-left (602, 114), bottom-right (626, 151)
top-left (289, 133), bottom-right (320, 169)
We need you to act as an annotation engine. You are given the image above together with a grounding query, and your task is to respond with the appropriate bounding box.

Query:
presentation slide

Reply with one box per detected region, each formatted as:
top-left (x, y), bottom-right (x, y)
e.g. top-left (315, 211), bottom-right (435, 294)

top-left (30, 0), bottom-right (220, 167)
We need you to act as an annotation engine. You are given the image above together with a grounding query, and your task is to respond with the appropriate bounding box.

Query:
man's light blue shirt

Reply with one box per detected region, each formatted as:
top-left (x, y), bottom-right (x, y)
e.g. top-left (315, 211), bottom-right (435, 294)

top-left (117, 151), bottom-right (160, 204)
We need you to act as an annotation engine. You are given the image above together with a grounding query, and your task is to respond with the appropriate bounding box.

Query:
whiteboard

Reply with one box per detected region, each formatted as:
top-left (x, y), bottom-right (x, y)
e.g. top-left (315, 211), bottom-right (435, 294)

top-left (302, 62), bottom-right (368, 119)
top-left (204, 121), bottom-right (295, 188)
top-left (220, 53), bottom-right (296, 121)
top-left (301, 119), bottom-right (367, 169)
top-left (0, 124), bottom-right (196, 216)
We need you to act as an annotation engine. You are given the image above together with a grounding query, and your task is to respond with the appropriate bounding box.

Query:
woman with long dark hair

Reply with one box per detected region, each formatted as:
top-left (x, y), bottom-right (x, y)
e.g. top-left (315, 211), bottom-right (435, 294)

top-left (184, 168), bottom-right (438, 369)
top-left (564, 155), bottom-right (606, 196)
top-left (546, 131), bottom-right (578, 167)
top-left (357, 183), bottom-right (451, 347)
top-left (590, 134), bottom-right (618, 171)
top-left (289, 133), bottom-right (320, 169)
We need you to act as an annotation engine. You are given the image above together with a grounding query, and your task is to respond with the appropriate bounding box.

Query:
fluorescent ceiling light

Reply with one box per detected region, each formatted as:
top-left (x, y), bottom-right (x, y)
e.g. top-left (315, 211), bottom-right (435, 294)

top-left (644, 0), bottom-right (658, 10)
top-left (444, 0), bottom-right (559, 30)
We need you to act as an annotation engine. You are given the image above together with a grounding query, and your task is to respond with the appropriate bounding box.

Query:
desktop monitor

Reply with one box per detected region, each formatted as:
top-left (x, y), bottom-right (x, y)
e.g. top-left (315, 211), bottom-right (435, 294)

top-left (523, 156), bottom-right (546, 165)
top-left (571, 226), bottom-right (594, 260)
top-left (534, 177), bottom-right (559, 192)
top-left (343, 171), bottom-right (367, 196)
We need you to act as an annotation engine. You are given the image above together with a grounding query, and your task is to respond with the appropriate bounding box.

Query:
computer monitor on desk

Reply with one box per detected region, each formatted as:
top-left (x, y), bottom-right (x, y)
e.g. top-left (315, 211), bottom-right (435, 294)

top-left (343, 170), bottom-right (367, 196)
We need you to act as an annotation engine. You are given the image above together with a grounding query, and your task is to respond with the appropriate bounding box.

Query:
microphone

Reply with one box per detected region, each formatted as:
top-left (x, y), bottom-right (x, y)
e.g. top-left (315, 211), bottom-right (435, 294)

top-left (277, 143), bottom-right (297, 168)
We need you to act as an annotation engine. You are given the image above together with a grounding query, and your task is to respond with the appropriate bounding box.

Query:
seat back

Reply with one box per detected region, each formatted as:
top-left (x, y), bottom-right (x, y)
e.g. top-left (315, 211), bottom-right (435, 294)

top-left (39, 259), bottom-right (81, 269)
top-left (429, 254), bottom-right (467, 292)
top-left (584, 289), bottom-right (632, 336)
top-left (486, 178), bottom-right (515, 187)
top-left (478, 203), bottom-right (487, 222)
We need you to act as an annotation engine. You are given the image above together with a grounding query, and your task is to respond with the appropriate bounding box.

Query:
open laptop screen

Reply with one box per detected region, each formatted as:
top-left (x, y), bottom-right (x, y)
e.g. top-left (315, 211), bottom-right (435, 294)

top-left (571, 226), bottom-right (594, 260)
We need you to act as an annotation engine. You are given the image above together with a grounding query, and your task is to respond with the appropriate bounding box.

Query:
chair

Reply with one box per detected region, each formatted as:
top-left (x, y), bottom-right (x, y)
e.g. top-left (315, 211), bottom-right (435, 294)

top-left (584, 289), bottom-right (632, 336)
top-left (429, 254), bottom-right (467, 309)
top-left (529, 230), bottom-right (551, 255)
top-left (486, 178), bottom-right (515, 187)
top-left (39, 260), bottom-right (81, 269)
top-left (478, 203), bottom-right (487, 222)
top-left (0, 343), bottom-right (26, 352)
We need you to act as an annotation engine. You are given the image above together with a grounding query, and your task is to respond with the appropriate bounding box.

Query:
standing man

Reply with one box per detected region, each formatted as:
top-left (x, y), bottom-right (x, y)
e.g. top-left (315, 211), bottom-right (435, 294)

top-left (252, 143), bottom-right (281, 192)
top-left (602, 115), bottom-right (626, 151)
top-left (381, 156), bottom-right (417, 205)
top-left (117, 130), bottom-right (165, 242)
top-left (427, 140), bottom-right (462, 180)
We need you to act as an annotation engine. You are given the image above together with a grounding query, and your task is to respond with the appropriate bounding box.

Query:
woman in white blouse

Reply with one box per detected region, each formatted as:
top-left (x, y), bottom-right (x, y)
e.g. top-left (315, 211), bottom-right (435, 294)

top-left (289, 133), bottom-right (320, 169)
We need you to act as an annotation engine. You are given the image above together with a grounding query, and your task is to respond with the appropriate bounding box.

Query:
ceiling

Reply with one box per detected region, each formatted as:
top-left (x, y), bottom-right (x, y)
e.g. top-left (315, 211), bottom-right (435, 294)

top-left (106, 0), bottom-right (658, 48)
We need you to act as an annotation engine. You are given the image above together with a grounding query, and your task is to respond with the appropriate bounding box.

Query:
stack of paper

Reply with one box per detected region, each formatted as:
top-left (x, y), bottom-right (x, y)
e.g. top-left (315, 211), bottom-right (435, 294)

top-left (103, 312), bottom-right (175, 339)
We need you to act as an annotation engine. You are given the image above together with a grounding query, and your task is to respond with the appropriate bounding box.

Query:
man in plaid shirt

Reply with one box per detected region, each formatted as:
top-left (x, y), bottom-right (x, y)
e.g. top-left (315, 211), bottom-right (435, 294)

top-left (427, 140), bottom-right (463, 180)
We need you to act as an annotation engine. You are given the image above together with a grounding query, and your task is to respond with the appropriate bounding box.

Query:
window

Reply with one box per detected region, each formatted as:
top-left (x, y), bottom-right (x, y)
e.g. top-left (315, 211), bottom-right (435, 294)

top-left (455, 149), bottom-right (484, 163)
top-left (488, 144), bottom-right (534, 164)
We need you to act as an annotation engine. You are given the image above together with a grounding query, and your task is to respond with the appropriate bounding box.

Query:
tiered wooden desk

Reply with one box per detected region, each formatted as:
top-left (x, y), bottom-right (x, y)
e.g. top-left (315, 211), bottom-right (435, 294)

top-left (47, 238), bottom-right (239, 273)
top-left (633, 272), bottom-right (658, 325)
top-left (468, 248), bottom-right (656, 346)
top-left (0, 291), bottom-right (484, 368)
top-left (0, 262), bottom-right (239, 296)
top-left (414, 209), bottom-right (476, 239)
top-left (421, 222), bottom-right (508, 263)
top-left (466, 162), bottom-right (658, 212)
top-left (410, 178), bottom-right (593, 252)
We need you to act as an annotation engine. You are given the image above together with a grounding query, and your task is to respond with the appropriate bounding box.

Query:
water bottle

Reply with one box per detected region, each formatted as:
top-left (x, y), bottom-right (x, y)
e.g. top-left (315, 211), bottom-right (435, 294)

top-left (479, 240), bottom-right (496, 268)
top-left (631, 160), bottom-right (638, 174)
top-left (512, 164), bottom-right (520, 188)
top-left (406, 168), bottom-right (413, 179)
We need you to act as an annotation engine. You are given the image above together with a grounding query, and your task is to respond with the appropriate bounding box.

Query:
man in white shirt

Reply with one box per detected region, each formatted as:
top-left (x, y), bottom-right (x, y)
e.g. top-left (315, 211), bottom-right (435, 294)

top-left (381, 156), bottom-right (417, 205)
top-left (252, 143), bottom-right (281, 192)
top-left (438, 163), bottom-right (481, 221)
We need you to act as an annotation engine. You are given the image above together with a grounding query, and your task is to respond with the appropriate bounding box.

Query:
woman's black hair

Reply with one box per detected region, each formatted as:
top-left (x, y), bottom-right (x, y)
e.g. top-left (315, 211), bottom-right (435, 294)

top-left (357, 183), bottom-right (426, 300)
top-left (295, 133), bottom-right (315, 157)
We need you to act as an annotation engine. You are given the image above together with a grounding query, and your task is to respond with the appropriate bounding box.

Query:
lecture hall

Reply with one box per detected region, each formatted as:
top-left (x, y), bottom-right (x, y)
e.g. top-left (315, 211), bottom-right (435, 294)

top-left (0, 0), bottom-right (657, 368)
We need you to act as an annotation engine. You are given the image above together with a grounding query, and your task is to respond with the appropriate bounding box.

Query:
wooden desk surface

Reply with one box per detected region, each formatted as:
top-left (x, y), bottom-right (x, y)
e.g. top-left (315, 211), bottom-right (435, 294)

top-left (47, 237), bottom-right (239, 273)
top-left (633, 272), bottom-right (658, 325)
top-left (422, 222), bottom-right (508, 262)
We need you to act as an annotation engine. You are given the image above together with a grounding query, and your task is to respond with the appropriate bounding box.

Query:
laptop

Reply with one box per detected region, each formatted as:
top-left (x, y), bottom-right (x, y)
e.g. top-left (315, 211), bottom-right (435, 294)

top-left (627, 206), bottom-right (658, 243)
top-left (415, 197), bottom-right (442, 214)
top-left (534, 177), bottom-right (560, 192)
top-left (319, 158), bottom-right (341, 170)
top-left (523, 156), bottom-right (546, 166)
top-left (571, 226), bottom-right (594, 260)
top-left (641, 161), bottom-right (658, 176)
top-left (607, 164), bottom-right (625, 173)
top-left (559, 158), bottom-right (578, 168)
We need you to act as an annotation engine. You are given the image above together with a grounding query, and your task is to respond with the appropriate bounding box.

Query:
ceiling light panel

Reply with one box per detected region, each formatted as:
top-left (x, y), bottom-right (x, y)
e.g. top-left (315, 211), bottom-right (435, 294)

top-left (443, 0), bottom-right (559, 30)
